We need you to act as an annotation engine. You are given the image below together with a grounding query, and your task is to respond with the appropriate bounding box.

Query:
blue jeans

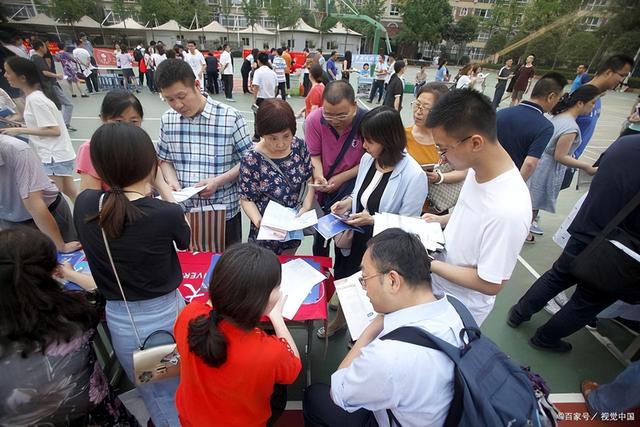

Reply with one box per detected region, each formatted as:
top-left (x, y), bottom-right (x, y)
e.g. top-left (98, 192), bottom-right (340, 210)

top-left (588, 361), bottom-right (640, 413)
top-left (106, 290), bottom-right (185, 427)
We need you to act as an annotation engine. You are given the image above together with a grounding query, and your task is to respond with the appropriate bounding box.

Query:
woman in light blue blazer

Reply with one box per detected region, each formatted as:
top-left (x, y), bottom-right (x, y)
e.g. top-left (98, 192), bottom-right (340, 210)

top-left (318, 106), bottom-right (428, 338)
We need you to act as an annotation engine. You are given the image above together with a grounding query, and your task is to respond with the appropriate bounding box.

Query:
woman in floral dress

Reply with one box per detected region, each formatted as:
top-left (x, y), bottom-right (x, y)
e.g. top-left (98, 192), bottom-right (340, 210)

top-left (240, 99), bottom-right (316, 255)
top-left (56, 43), bottom-right (88, 98)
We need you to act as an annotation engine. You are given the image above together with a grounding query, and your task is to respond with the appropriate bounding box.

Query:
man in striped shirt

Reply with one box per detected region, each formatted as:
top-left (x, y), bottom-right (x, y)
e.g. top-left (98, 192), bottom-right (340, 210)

top-left (273, 48), bottom-right (287, 101)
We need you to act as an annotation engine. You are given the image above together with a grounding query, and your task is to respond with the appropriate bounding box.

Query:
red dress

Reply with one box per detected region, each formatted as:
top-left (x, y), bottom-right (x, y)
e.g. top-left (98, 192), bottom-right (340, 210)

top-left (174, 301), bottom-right (301, 427)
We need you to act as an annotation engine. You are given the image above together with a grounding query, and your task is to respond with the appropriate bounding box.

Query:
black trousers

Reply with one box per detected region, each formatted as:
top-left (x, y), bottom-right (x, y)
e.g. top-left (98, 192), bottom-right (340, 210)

top-left (146, 69), bottom-right (155, 92)
top-left (511, 237), bottom-right (618, 344)
top-left (225, 213), bottom-right (242, 248)
top-left (222, 74), bottom-right (233, 99)
top-left (207, 71), bottom-right (219, 94)
top-left (285, 73), bottom-right (290, 89)
top-left (492, 84), bottom-right (507, 109)
top-left (276, 81), bottom-right (287, 101)
top-left (85, 69), bottom-right (99, 93)
top-left (303, 73), bottom-right (311, 97)
top-left (241, 69), bottom-right (250, 93)
top-left (369, 80), bottom-right (384, 102)
top-left (253, 97), bottom-right (265, 140)
top-left (138, 68), bottom-right (145, 86)
top-left (303, 383), bottom-right (379, 427)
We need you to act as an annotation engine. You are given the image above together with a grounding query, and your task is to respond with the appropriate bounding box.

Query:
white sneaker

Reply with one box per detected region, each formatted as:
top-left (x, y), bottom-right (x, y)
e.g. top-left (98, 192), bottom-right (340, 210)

top-left (544, 299), bottom-right (562, 315)
top-left (554, 291), bottom-right (570, 307)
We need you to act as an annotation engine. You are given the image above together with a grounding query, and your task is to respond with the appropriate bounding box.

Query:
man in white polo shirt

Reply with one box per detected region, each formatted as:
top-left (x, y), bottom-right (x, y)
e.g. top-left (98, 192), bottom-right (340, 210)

top-left (251, 52), bottom-right (277, 141)
top-left (184, 40), bottom-right (206, 88)
top-left (219, 43), bottom-right (235, 102)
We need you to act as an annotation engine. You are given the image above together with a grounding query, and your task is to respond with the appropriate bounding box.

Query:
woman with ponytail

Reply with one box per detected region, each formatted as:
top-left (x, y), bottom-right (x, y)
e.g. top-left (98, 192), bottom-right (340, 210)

top-left (73, 123), bottom-right (190, 427)
top-left (0, 228), bottom-right (137, 425)
top-left (1, 56), bottom-right (77, 202)
top-left (174, 243), bottom-right (301, 427)
top-left (527, 85), bottom-right (600, 242)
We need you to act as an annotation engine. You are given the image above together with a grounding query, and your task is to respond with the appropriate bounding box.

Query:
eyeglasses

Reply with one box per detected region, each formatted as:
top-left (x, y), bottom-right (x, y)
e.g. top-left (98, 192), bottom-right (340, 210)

top-left (615, 71), bottom-right (630, 79)
top-left (358, 272), bottom-right (386, 288)
top-left (411, 102), bottom-right (431, 112)
top-left (435, 135), bottom-right (473, 157)
top-left (322, 109), bottom-right (353, 122)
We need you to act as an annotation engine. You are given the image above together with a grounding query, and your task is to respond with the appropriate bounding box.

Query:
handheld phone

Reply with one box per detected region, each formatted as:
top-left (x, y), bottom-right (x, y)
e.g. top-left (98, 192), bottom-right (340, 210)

top-left (421, 163), bottom-right (439, 172)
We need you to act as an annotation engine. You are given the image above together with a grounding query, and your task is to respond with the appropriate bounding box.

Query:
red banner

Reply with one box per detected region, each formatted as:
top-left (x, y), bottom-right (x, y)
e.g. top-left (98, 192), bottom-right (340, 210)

top-left (94, 47), bottom-right (118, 67)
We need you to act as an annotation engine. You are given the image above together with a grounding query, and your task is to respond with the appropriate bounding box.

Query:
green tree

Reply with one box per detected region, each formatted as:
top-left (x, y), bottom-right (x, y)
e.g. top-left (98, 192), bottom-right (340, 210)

top-left (340, 0), bottom-right (385, 53)
top-left (399, 0), bottom-right (452, 55)
top-left (313, 0), bottom-right (338, 49)
top-left (47, 0), bottom-right (94, 24)
top-left (139, 0), bottom-right (176, 25)
top-left (218, 0), bottom-right (233, 45)
top-left (241, 0), bottom-right (262, 47)
top-left (484, 32), bottom-right (508, 55)
top-left (444, 15), bottom-right (479, 63)
top-left (556, 31), bottom-right (600, 68)
top-left (175, 0), bottom-right (211, 28)
top-left (266, 0), bottom-right (301, 47)
top-left (598, 0), bottom-right (640, 61)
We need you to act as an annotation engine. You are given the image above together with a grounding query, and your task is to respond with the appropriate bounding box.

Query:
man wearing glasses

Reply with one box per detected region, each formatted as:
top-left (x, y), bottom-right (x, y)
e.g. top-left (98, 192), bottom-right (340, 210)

top-left (423, 89), bottom-right (532, 326)
top-left (573, 54), bottom-right (634, 159)
top-left (305, 80), bottom-right (366, 256)
top-left (303, 228), bottom-right (465, 426)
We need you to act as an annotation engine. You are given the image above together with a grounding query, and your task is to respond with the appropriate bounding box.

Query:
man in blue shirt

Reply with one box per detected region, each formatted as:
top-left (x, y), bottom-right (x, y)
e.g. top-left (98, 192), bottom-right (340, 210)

top-left (574, 54), bottom-right (634, 158)
top-left (570, 64), bottom-right (591, 93)
top-left (497, 72), bottom-right (567, 182)
top-left (326, 51), bottom-right (339, 81)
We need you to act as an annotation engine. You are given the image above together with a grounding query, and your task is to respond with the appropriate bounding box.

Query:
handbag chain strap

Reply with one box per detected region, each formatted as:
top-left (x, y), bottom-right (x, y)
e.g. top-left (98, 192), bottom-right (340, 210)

top-left (99, 193), bottom-right (144, 349)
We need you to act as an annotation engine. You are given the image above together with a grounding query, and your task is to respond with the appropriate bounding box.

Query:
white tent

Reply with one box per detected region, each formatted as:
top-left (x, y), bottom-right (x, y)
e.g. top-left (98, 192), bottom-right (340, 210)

top-left (152, 20), bottom-right (191, 32)
top-left (196, 21), bottom-right (228, 33)
top-left (278, 18), bottom-right (319, 51)
top-left (237, 24), bottom-right (275, 48)
top-left (329, 22), bottom-right (362, 36)
top-left (106, 18), bottom-right (147, 30)
top-left (326, 22), bottom-right (363, 54)
top-left (73, 15), bottom-right (102, 29)
top-left (17, 13), bottom-right (60, 26)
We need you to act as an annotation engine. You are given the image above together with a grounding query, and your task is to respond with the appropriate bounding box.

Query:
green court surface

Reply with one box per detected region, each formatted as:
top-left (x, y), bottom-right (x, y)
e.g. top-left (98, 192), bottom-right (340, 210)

top-left (58, 62), bottom-right (638, 417)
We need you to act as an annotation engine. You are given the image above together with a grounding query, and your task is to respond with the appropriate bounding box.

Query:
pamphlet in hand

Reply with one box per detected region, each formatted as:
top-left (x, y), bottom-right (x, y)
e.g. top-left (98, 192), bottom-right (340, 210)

top-left (280, 259), bottom-right (327, 319)
top-left (373, 212), bottom-right (445, 252)
top-left (160, 185), bottom-right (207, 203)
top-left (314, 213), bottom-right (363, 240)
top-left (258, 201), bottom-right (318, 241)
top-left (335, 271), bottom-right (377, 340)
top-left (57, 250), bottom-right (91, 292)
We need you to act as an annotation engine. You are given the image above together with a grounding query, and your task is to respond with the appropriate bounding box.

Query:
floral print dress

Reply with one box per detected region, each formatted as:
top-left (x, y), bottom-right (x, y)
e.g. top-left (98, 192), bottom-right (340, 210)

top-left (239, 136), bottom-right (313, 254)
top-left (56, 51), bottom-right (80, 82)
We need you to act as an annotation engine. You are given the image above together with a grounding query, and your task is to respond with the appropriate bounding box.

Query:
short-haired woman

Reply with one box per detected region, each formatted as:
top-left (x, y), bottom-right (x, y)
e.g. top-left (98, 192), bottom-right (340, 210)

top-left (319, 106), bottom-right (428, 338)
top-left (174, 243), bottom-right (301, 427)
top-left (73, 123), bottom-right (190, 426)
top-left (240, 99), bottom-right (315, 255)
top-left (0, 228), bottom-right (137, 425)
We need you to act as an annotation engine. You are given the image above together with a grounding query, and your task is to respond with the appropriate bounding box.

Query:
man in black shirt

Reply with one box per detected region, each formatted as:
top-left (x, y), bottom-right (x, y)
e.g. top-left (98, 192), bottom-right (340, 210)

top-left (383, 60), bottom-right (405, 112)
top-left (205, 51), bottom-right (219, 94)
top-left (507, 134), bottom-right (640, 353)
top-left (492, 58), bottom-right (513, 109)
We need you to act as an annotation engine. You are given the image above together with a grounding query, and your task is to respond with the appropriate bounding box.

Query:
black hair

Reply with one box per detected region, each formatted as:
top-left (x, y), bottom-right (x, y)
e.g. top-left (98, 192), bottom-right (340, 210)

top-left (531, 72), bottom-right (568, 99)
top-left (310, 64), bottom-right (324, 82)
top-left (222, 43), bottom-right (229, 50)
top-left (363, 63), bottom-right (369, 68)
top-left (360, 106), bottom-right (406, 168)
top-left (323, 79), bottom-right (355, 105)
top-left (100, 90), bottom-right (144, 121)
top-left (277, 47), bottom-right (283, 55)
top-left (345, 50), bottom-right (352, 69)
top-left (393, 60), bottom-right (405, 74)
top-left (596, 54), bottom-right (634, 75)
top-left (31, 39), bottom-right (45, 50)
top-left (187, 40), bottom-right (197, 46)
top-left (155, 58), bottom-right (196, 90)
top-left (256, 98), bottom-right (297, 136)
top-left (257, 52), bottom-right (270, 66)
top-left (0, 228), bottom-right (99, 356)
top-left (426, 88), bottom-right (497, 141)
top-left (5, 56), bottom-right (57, 107)
top-left (89, 123), bottom-right (158, 239)
top-left (551, 84), bottom-right (600, 115)
top-left (188, 244), bottom-right (281, 367)
top-left (438, 57), bottom-right (447, 69)
top-left (366, 228), bottom-right (431, 288)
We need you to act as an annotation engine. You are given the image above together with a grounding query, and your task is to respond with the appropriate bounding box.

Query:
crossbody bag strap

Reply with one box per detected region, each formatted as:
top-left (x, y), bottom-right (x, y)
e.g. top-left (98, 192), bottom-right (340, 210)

top-left (590, 190), bottom-right (640, 246)
top-left (325, 108), bottom-right (365, 180)
top-left (99, 193), bottom-right (144, 349)
top-left (256, 149), bottom-right (308, 209)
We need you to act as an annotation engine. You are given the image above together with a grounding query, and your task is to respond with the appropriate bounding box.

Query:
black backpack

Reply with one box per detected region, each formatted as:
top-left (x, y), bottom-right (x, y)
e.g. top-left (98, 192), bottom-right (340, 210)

top-left (381, 296), bottom-right (557, 427)
top-left (133, 48), bottom-right (143, 62)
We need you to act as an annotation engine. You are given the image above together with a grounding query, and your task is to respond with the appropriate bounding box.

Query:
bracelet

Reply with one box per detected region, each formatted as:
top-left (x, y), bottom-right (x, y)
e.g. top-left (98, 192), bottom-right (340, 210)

top-left (435, 170), bottom-right (445, 185)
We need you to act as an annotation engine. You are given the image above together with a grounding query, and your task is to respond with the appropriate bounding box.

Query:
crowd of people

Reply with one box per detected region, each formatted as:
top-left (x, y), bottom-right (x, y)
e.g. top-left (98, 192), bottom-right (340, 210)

top-left (1, 29), bottom-right (639, 426)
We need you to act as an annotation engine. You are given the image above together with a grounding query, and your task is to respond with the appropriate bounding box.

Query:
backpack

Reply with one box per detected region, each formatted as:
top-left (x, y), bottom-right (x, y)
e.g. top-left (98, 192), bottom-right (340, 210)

top-left (381, 296), bottom-right (557, 427)
top-left (133, 48), bottom-right (144, 62)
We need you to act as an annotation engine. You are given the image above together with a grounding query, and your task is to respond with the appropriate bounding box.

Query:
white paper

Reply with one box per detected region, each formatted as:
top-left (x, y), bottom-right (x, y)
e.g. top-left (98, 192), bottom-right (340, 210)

top-left (279, 259), bottom-right (327, 319)
top-left (256, 225), bottom-right (287, 241)
top-left (170, 185), bottom-right (206, 203)
top-left (82, 68), bottom-right (92, 77)
top-left (335, 272), bottom-right (377, 340)
top-left (260, 200), bottom-right (318, 232)
top-left (373, 212), bottom-right (445, 251)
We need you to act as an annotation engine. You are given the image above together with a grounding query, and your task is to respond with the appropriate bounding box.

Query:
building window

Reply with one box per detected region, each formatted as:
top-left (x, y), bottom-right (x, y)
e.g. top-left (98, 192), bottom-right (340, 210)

top-left (287, 39), bottom-right (295, 48)
top-left (459, 7), bottom-right (468, 16)
top-left (584, 16), bottom-right (601, 30)
top-left (389, 2), bottom-right (400, 16)
top-left (241, 37), bottom-right (250, 45)
top-left (326, 41), bottom-right (338, 50)
top-left (474, 8), bottom-right (491, 19)
top-left (208, 0), bottom-right (220, 4)
top-left (260, 17), bottom-right (276, 28)
top-left (476, 30), bottom-right (490, 42)
top-left (305, 39), bottom-right (316, 49)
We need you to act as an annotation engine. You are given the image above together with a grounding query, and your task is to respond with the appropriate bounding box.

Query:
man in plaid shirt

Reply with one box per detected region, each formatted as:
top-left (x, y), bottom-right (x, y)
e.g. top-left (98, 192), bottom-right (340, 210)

top-left (155, 59), bottom-right (252, 246)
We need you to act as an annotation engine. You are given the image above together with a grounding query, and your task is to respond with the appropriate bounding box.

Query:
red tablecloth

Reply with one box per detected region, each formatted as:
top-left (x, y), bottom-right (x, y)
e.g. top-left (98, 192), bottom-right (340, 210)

top-left (177, 252), bottom-right (334, 322)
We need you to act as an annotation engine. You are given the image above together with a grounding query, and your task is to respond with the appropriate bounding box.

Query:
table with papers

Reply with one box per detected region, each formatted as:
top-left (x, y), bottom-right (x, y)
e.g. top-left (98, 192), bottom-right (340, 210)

top-left (177, 251), bottom-right (334, 385)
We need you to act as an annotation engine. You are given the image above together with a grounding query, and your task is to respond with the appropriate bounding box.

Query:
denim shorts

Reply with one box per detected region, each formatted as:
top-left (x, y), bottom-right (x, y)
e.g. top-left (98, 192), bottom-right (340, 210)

top-left (43, 159), bottom-right (75, 176)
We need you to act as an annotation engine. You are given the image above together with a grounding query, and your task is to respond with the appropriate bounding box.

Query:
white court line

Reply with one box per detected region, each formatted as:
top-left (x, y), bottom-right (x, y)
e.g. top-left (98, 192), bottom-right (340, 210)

top-left (517, 255), bottom-right (541, 279)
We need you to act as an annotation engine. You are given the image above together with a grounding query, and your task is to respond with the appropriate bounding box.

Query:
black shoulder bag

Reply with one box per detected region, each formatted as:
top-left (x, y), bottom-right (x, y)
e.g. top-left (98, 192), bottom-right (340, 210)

top-left (570, 190), bottom-right (640, 303)
top-left (320, 109), bottom-right (366, 213)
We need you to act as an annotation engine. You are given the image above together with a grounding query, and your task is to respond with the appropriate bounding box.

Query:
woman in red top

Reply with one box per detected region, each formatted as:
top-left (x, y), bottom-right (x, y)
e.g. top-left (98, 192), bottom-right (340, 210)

top-left (174, 244), bottom-right (301, 427)
top-left (299, 64), bottom-right (325, 118)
